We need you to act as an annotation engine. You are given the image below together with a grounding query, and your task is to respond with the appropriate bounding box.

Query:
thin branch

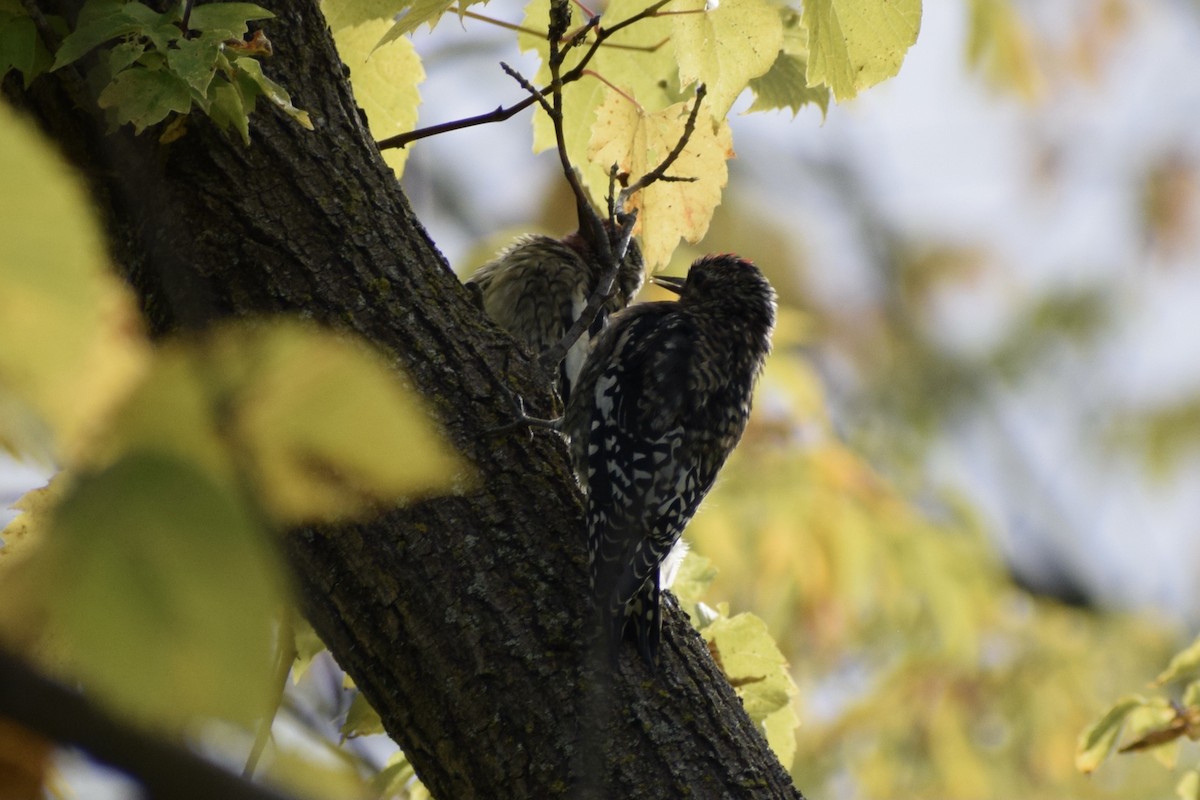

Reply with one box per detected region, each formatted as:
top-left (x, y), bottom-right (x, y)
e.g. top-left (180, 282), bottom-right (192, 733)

top-left (545, 1), bottom-right (600, 240)
top-left (377, 97), bottom-right (538, 149)
top-left (377, 0), bottom-right (671, 151)
top-left (566, 0), bottom-right (672, 75)
top-left (0, 648), bottom-right (301, 800)
top-left (243, 619), bottom-right (296, 779)
top-left (493, 4), bottom-right (635, 391)
top-left (618, 83), bottom-right (707, 207)
top-left (181, 0), bottom-right (196, 34)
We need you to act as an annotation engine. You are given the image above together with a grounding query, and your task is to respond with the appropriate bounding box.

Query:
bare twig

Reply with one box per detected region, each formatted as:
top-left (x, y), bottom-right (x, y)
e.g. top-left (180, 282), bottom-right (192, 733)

top-left (181, 0), bottom-right (196, 33)
top-left (0, 648), bottom-right (300, 800)
top-left (378, 0), bottom-right (671, 151)
top-left (447, 5), bottom-right (659, 50)
top-left (377, 97), bottom-right (539, 149)
top-left (618, 83), bottom-right (707, 208)
top-left (243, 619), bottom-right (296, 779)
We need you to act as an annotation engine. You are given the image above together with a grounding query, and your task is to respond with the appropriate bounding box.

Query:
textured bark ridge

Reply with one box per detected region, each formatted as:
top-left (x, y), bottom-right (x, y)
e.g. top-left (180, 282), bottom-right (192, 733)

top-left (6, 2), bottom-right (804, 797)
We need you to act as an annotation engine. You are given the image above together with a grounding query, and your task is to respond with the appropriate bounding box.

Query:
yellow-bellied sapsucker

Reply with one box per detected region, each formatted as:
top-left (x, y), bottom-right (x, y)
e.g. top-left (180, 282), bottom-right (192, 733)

top-left (563, 254), bottom-right (776, 669)
top-left (467, 229), bottom-right (644, 404)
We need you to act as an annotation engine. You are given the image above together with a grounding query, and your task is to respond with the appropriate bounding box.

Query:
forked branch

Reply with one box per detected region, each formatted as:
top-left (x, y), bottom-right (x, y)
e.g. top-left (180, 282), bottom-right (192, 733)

top-left (376, 0), bottom-right (672, 151)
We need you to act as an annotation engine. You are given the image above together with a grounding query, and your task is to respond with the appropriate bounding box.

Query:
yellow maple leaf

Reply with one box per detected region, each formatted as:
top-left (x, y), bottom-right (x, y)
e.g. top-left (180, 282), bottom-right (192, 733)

top-left (325, 10), bottom-right (425, 179)
top-left (590, 90), bottom-right (734, 268)
top-left (671, 0), bottom-right (784, 118)
top-left (803, 0), bottom-right (922, 101)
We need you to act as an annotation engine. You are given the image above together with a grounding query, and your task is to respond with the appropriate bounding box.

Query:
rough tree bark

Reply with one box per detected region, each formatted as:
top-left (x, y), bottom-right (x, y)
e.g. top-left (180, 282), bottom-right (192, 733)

top-left (5, 2), bottom-right (805, 797)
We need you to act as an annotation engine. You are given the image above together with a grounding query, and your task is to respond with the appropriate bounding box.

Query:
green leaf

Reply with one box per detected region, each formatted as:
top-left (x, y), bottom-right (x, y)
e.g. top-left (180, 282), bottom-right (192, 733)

top-left (1155, 635), bottom-right (1200, 686)
top-left (97, 64), bottom-right (193, 132)
top-left (761, 703), bottom-right (798, 771)
top-left (36, 451), bottom-right (286, 726)
top-left (233, 55), bottom-right (313, 129)
top-left (208, 77), bottom-right (252, 144)
top-left (118, 1), bottom-right (181, 51)
top-left (0, 13), bottom-right (53, 85)
top-left (166, 31), bottom-right (223, 94)
top-left (51, 7), bottom-right (141, 70)
top-left (801, 0), bottom-right (922, 101)
top-left (185, 2), bottom-right (273, 37)
top-left (104, 38), bottom-right (146, 76)
top-left (1075, 695), bottom-right (1143, 774)
top-left (670, 0), bottom-right (784, 118)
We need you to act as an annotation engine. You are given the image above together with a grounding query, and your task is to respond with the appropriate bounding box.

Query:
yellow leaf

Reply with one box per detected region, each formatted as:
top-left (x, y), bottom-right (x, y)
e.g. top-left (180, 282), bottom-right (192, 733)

top-left (259, 741), bottom-right (371, 800)
top-left (760, 701), bottom-right (799, 771)
top-left (215, 320), bottom-right (472, 524)
top-left (703, 612), bottom-right (797, 722)
top-left (0, 103), bottom-right (149, 463)
top-left (373, 750), bottom-right (420, 798)
top-left (670, 0), bottom-right (783, 118)
top-left (95, 319), bottom-right (471, 525)
top-left (91, 342), bottom-right (237, 490)
top-left (21, 452), bottom-right (286, 727)
top-left (1074, 695), bottom-right (1142, 773)
top-left (670, 549), bottom-right (719, 625)
top-left (1155, 634), bottom-right (1200, 686)
top-left (342, 691), bottom-right (386, 738)
top-left (748, 9), bottom-right (830, 117)
top-left (1178, 770), bottom-right (1200, 800)
top-left (802, 0), bottom-right (922, 101)
top-left (589, 90), bottom-right (733, 268)
top-left (326, 13), bottom-right (425, 178)
top-left (319, 0), bottom-right (406, 29)
top-left (0, 476), bottom-right (70, 650)
top-left (966, 0), bottom-right (1042, 100)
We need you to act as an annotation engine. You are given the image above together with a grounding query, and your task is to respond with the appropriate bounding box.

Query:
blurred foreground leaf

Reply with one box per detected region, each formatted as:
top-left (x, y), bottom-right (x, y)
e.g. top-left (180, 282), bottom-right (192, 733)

top-left (0, 102), bottom-right (148, 462)
top-left (3, 452), bottom-right (285, 727)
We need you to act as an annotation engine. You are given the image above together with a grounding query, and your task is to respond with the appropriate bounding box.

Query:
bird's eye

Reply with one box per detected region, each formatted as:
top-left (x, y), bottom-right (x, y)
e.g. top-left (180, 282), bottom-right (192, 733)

top-left (690, 268), bottom-right (709, 289)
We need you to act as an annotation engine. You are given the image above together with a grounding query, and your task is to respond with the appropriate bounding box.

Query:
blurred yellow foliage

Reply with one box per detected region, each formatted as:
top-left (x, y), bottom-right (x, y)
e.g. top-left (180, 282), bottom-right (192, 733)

top-left (678, 348), bottom-right (1178, 798)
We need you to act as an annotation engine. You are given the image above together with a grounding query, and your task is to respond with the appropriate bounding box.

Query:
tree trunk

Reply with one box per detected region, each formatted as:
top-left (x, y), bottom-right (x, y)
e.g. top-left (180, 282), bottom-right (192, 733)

top-left (5, 2), bottom-right (804, 797)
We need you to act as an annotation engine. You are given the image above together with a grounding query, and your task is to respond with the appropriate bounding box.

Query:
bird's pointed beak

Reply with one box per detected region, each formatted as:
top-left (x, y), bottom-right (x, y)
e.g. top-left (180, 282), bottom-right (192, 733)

top-left (652, 275), bottom-right (685, 295)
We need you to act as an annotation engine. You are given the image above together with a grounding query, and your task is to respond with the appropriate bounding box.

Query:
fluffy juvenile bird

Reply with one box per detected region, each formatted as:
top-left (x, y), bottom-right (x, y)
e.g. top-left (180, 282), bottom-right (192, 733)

top-left (563, 254), bottom-right (776, 668)
top-left (467, 228), bottom-right (644, 404)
